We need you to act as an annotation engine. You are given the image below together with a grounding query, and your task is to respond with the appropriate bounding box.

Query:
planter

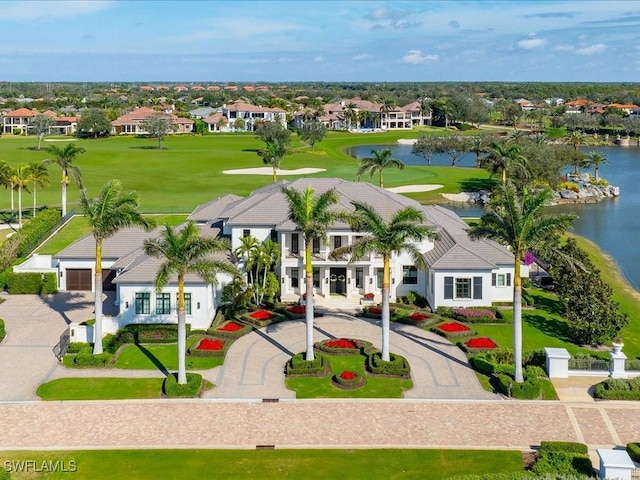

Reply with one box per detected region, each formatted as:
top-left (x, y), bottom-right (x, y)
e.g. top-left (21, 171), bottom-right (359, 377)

top-left (331, 370), bottom-right (366, 390)
top-left (315, 338), bottom-right (373, 355)
top-left (612, 341), bottom-right (624, 354)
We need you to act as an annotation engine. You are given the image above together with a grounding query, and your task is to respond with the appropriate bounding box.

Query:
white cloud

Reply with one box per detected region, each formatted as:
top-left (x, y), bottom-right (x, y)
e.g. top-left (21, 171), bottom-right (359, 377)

top-left (518, 37), bottom-right (546, 49)
top-left (313, 56), bottom-right (325, 63)
top-left (575, 43), bottom-right (606, 55)
top-left (554, 44), bottom-right (575, 52)
top-left (352, 53), bottom-right (372, 61)
top-left (0, 1), bottom-right (113, 22)
top-left (401, 50), bottom-right (439, 65)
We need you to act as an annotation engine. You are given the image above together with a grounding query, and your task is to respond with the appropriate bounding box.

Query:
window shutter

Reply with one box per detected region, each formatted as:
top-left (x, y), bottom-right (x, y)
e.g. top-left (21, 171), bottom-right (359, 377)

top-left (491, 273), bottom-right (496, 286)
top-left (473, 276), bottom-right (483, 299)
top-left (444, 276), bottom-right (453, 299)
top-left (507, 273), bottom-right (512, 286)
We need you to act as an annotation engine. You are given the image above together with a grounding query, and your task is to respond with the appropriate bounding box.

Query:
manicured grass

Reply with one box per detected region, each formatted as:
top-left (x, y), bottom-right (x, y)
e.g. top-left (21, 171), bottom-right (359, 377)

top-left (114, 340), bottom-right (223, 371)
top-left (36, 378), bottom-right (163, 400)
top-left (0, 449), bottom-right (524, 480)
top-left (286, 353), bottom-right (413, 398)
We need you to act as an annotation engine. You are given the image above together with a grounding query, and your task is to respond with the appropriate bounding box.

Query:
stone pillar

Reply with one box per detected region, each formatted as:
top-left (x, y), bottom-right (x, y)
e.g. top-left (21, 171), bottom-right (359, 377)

top-left (597, 449), bottom-right (636, 480)
top-left (610, 347), bottom-right (628, 379)
top-left (544, 347), bottom-right (571, 378)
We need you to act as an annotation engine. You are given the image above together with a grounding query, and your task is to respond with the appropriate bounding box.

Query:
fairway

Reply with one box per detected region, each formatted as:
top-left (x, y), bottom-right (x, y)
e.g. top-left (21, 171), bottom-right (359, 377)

top-left (0, 132), bottom-right (492, 212)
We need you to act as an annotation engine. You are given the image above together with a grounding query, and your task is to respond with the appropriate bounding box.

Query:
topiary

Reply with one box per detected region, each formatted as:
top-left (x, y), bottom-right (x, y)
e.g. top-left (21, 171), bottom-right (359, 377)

top-left (163, 372), bottom-right (203, 397)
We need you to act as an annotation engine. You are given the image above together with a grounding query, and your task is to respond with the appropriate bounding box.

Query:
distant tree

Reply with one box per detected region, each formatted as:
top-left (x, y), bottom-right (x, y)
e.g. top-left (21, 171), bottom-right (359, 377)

top-left (140, 114), bottom-right (177, 149)
top-left (10, 165), bottom-right (31, 227)
top-left (412, 135), bottom-right (441, 166)
top-left (216, 116), bottom-right (229, 132)
top-left (30, 114), bottom-right (54, 150)
top-left (357, 148), bottom-right (404, 188)
top-left (550, 238), bottom-right (628, 346)
top-left (27, 161), bottom-right (49, 217)
top-left (467, 98), bottom-right (491, 127)
top-left (300, 120), bottom-right (327, 151)
top-left (258, 141), bottom-right (288, 183)
top-left (469, 135), bottom-right (490, 167)
top-left (77, 108), bottom-right (112, 138)
top-left (584, 151), bottom-right (608, 182)
top-left (44, 143), bottom-right (85, 217)
top-left (440, 136), bottom-right (469, 167)
top-left (483, 141), bottom-right (527, 185)
top-left (233, 117), bottom-right (245, 132)
top-left (502, 101), bottom-right (522, 127)
top-left (255, 122), bottom-right (291, 183)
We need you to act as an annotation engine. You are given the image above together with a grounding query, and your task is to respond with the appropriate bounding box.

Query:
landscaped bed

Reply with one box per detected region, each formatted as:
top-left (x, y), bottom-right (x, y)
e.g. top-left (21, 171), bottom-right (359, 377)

top-left (432, 321), bottom-right (475, 339)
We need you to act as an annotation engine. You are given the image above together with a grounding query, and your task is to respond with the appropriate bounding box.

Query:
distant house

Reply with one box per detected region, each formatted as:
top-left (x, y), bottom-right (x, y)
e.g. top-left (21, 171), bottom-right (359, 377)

top-left (111, 106), bottom-right (194, 135)
top-left (3, 107), bottom-right (36, 134)
top-left (203, 100), bottom-right (287, 132)
top-left (189, 107), bottom-right (217, 120)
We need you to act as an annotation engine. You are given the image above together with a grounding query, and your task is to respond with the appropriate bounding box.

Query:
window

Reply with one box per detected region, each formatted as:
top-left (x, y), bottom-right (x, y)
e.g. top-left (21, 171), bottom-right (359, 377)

top-left (291, 233), bottom-right (299, 254)
top-left (312, 237), bottom-right (320, 254)
top-left (376, 268), bottom-right (384, 288)
top-left (270, 229), bottom-right (278, 243)
top-left (135, 292), bottom-right (150, 314)
top-left (156, 293), bottom-right (171, 314)
top-left (355, 267), bottom-right (364, 289)
top-left (291, 268), bottom-right (299, 288)
top-left (312, 268), bottom-right (320, 288)
top-left (456, 278), bottom-right (471, 299)
top-left (242, 229), bottom-right (251, 238)
top-left (492, 273), bottom-right (512, 287)
top-left (184, 293), bottom-right (192, 315)
top-left (333, 236), bottom-right (342, 249)
top-left (402, 266), bottom-right (418, 285)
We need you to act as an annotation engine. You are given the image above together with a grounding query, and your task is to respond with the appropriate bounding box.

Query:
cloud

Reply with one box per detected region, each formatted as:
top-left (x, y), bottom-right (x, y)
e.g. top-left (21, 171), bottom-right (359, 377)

top-left (401, 50), bottom-right (439, 65)
top-left (517, 37), bottom-right (546, 49)
top-left (449, 20), bottom-right (460, 29)
top-left (352, 53), bottom-right (372, 61)
top-left (0, 0), bottom-right (113, 22)
top-left (575, 43), bottom-right (606, 55)
top-left (313, 56), bottom-right (325, 63)
top-left (524, 11), bottom-right (576, 19)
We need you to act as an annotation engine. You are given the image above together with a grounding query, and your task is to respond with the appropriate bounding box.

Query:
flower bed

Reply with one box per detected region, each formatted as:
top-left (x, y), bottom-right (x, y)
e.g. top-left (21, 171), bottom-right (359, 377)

top-left (218, 321), bottom-right (243, 332)
top-left (433, 321), bottom-right (475, 339)
top-left (332, 370), bottom-right (366, 390)
top-left (211, 320), bottom-right (251, 339)
top-left (188, 336), bottom-right (228, 357)
top-left (460, 337), bottom-right (499, 353)
top-left (250, 309), bottom-right (274, 321)
top-left (449, 307), bottom-right (504, 324)
top-left (397, 311), bottom-right (438, 327)
top-left (283, 304), bottom-right (306, 319)
top-left (242, 309), bottom-right (285, 327)
top-left (315, 338), bottom-right (373, 355)
top-left (197, 338), bottom-right (225, 351)
top-left (363, 306), bottom-right (394, 318)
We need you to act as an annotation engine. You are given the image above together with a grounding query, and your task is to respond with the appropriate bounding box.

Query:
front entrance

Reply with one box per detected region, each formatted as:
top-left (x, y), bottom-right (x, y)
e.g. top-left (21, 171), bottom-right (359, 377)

top-left (329, 268), bottom-right (346, 295)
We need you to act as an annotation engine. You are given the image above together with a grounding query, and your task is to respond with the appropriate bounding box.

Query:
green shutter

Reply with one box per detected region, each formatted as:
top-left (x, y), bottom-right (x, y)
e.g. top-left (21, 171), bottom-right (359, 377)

top-left (444, 276), bottom-right (453, 299)
top-left (473, 276), bottom-right (483, 299)
top-left (506, 273), bottom-right (512, 286)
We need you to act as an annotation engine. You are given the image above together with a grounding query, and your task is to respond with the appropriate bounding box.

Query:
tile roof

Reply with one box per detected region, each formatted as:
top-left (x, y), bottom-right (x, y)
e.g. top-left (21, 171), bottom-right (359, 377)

top-left (56, 226), bottom-right (165, 260)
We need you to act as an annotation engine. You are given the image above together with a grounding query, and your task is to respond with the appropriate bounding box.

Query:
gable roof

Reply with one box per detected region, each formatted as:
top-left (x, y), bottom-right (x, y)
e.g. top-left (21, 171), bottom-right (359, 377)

top-left (56, 226), bottom-right (165, 260)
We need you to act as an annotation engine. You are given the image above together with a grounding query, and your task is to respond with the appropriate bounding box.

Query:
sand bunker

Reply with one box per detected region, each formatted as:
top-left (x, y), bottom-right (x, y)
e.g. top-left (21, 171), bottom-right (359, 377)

top-left (223, 167), bottom-right (326, 176)
top-left (44, 138), bottom-right (77, 142)
top-left (386, 184), bottom-right (444, 193)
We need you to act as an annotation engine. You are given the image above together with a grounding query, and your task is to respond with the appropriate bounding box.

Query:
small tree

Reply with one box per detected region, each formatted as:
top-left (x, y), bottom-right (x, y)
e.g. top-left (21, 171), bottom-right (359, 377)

top-left (30, 115), bottom-right (54, 150)
top-left (27, 161), bottom-right (49, 217)
top-left (44, 143), bottom-right (85, 217)
top-left (300, 120), bottom-right (327, 150)
top-left (77, 108), bottom-right (112, 138)
top-left (412, 135), bottom-right (441, 166)
top-left (140, 114), bottom-right (177, 149)
top-left (357, 148), bottom-right (404, 188)
top-left (233, 118), bottom-right (246, 132)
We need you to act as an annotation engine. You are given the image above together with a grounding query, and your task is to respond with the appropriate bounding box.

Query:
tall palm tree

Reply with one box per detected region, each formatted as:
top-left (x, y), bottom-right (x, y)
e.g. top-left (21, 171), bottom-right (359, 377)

top-left (483, 141), bottom-right (527, 185)
top-left (357, 148), bottom-right (404, 188)
top-left (282, 186), bottom-right (340, 361)
top-left (585, 151), bottom-right (608, 182)
top-left (27, 161), bottom-right (50, 217)
top-left (0, 161), bottom-right (11, 210)
top-left (258, 141), bottom-right (288, 183)
top-left (469, 182), bottom-right (575, 382)
top-left (330, 202), bottom-right (436, 361)
top-left (10, 165), bottom-right (31, 227)
top-left (469, 136), bottom-right (489, 167)
top-left (44, 143), bottom-right (85, 217)
top-left (82, 180), bottom-right (154, 355)
top-left (144, 222), bottom-right (237, 384)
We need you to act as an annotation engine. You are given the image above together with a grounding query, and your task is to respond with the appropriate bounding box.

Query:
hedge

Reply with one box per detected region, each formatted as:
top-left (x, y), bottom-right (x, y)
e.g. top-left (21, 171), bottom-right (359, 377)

top-left (187, 336), bottom-right (229, 358)
top-left (593, 377), bottom-right (640, 400)
top-left (437, 306), bottom-right (505, 324)
top-left (163, 372), bottom-right (203, 398)
top-left (447, 474), bottom-right (590, 480)
top-left (331, 371), bottom-right (366, 390)
top-left (314, 338), bottom-right (374, 356)
top-left (366, 352), bottom-right (410, 377)
top-left (74, 347), bottom-right (113, 367)
top-left (2, 272), bottom-right (57, 294)
top-left (67, 342), bottom-right (89, 354)
top-left (627, 443), bottom-right (640, 463)
top-left (286, 352), bottom-right (328, 376)
top-left (207, 320), bottom-right (251, 339)
top-left (107, 324), bottom-right (188, 353)
top-left (496, 367), bottom-right (542, 399)
top-left (530, 450), bottom-right (593, 478)
top-left (540, 441), bottom-right (588, 455)
top-left (0, 318), bottom-right (4, 342)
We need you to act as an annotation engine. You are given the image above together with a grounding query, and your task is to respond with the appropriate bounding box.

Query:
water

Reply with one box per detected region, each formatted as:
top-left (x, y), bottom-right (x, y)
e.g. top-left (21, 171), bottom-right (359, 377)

top-left (348, 144), bottom-right (640, 290)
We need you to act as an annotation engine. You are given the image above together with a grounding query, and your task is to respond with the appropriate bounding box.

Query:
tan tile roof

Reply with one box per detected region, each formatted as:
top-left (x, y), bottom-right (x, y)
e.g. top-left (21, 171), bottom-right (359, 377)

top-left (5, 107), bottom-right (36, 117)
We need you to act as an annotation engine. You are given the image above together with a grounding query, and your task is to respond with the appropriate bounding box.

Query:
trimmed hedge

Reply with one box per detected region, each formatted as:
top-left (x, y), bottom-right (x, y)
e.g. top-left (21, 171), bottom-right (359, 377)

top-left (437, 306), bottom-right (505, 324)
top-left (530, 450), bottom-right (593, 478)
top-left (594, 377), bottom-right (640, 400)
top-left (0, 318), bottom-right (4, 342)
top-left (366, 352), bottom-right (410, 377)
top-left (163, 372), bottom-right (203, 398)
top-left (286, 352), bottom-right (329, 376)
top-left (67, 342), bottom-right (89, 354)
top-left (540, 441), bottom-right (588, 455)
top-left (496, 367), bottom-right (542, 399)
top-left (2, 272), bottom-right (57, 294)
top-left (331, 371), bottom-right (366, 390)
top-left (74, 347), bottom-right (113, 367)
top-left (107, 324), bottom-right (188, 353)
top-left (447, 475), bottom-right (590, 480)
top-left (314, 338), bottom-right (374, 356)
top-left (207, 320), bottom-right (251, 339)
top-left (627, 442), bottom-right (640, 463)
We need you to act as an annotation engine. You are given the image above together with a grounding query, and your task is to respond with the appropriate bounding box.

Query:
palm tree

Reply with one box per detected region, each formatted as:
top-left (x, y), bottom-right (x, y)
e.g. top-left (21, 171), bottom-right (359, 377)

top-left (0, 161), bottom-right (11, 210)
top-left (144, 222), bottom-right (237, 384)
top-left (330, 202), bottom-right (436, 361)
top-left (567, 131), bottom-right (586, 153)
top-left (356, 148), bottom-right (404, 188)
top-left (10, 165), bottom-right (31, 227)
top-left (469, 182), bottom-right (575, 382)
top-left (82, 180), bottom-right (154, 355)
top-left (44, 143), bottom-right (85, 217)
top-left (282, 186), bottom-right (340, 361)
top-left (258, 141), bottom-right (288, 183)
top-left (27, 161), bottom-right (50, 217)
top-left (483, 141), bottom-right (527, 185)
top-left (585, 151), bottom-right (608, 182)
top-left (469, 136), bottom-right (489, 167)
top-left (505, 129), bottom-right (527, 144)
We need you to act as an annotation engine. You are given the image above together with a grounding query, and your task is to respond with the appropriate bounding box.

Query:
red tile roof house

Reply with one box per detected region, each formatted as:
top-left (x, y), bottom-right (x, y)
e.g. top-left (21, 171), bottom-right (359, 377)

top-left (111, 106), bottom-right (194, 135)
top-left (3, 107), bottom-right (37, 134)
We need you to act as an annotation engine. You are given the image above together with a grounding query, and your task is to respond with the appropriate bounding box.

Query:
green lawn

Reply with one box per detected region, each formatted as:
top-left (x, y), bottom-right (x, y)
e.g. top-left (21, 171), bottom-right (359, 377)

top-left (0, 449), bottom-right (524, 480)
top-left (286, 353), bottom-right (413, 398)
top-left (36, 378), bottom-right (163, 400)
top-left (113, 340), bottom-right (223, 371)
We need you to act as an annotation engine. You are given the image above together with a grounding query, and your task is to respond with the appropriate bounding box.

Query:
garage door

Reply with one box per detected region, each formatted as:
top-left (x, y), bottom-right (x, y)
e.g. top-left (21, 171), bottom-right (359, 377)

top-left (66, 269), bottom-right (92, 291)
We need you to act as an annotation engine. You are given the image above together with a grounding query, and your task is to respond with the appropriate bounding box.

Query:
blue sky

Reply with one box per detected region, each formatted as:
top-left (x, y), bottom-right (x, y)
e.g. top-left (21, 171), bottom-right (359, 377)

top-left (2, 0), bottom-right (640, 82)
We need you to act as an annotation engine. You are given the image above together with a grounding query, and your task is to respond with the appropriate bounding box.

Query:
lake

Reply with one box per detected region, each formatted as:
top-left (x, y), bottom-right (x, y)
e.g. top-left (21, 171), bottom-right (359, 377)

top-left (348, 144), bottom-right (640, 291)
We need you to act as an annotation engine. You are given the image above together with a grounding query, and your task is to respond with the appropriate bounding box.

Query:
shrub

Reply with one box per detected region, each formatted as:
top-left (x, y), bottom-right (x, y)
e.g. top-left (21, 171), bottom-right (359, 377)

top-left (286, 352), bottom-right (328, 376)
top-left (163, 372), bottom-right (203, 398)
top-left (110, 324), bottom-right (186, 352)
top-left (74, 347), bottom-right (113, 367)
top-left (496, 367), bottom-right (542, 399)
top-left (0, 318), bottom-right (4, 342)
top-left (450, 307), bottom-right (504, 323)
top-left (594, 377), bottom-right (640, 400)
top-left (559, 181), bottom-right (580, 193)
top-left (627, 442), bottom-right (640, 463)
top-left (13, 128), bottom-right (22, 135)
top-left (539, 441), bottom-right (588, 455)
top-left (4, 272), bottom-right (58, 294)
top-left (470, 356), bottom-right (496, 375)
top-left (366, 352), bottom-right (410, 377)
top-left (66, 342), bottom-right (89, 354)
top-left (531, 449), bottom-right (593, 478)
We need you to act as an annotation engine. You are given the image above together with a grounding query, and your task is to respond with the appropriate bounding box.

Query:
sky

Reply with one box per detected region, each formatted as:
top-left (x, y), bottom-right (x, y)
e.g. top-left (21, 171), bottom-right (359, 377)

top-left (2, 0), bottom-right (640, 83)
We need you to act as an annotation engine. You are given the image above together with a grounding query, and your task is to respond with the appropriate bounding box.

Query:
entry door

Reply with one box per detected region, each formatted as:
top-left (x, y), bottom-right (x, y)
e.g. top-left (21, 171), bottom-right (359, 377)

top-left (329, 268), bottom-right (346, 295)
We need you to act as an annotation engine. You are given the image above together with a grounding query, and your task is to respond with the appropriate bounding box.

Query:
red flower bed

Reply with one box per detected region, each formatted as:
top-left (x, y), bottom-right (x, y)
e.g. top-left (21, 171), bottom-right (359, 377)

top-left (287, 305), bottom-right (306, 314)
top-left (364, 293), bottom-right (375, 300)
top-left (340, 371), bottom-right (357, 380)
top-left (439, 322), bottom-right (471, 333)
top-left (197, 338), bottom-right (225, 351)
top-left (369, 307), bottom-right (382, 314)
top-left (217, 321), bottom-right (243, 332)
top-left (465, 337), bottom-right (498, 349)
top-left (324, 339), bottom-right (358, 349)
top-left (410, 312), bottom-right (431, 321)
top-left (249, 310), bottom-right (274, 321)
